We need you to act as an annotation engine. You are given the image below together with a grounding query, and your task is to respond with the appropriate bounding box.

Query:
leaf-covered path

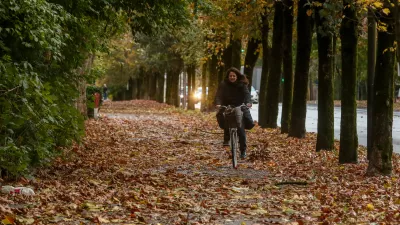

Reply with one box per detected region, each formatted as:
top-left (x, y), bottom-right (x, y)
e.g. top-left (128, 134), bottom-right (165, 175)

top-left (1, 100), bottom-right (400, 224)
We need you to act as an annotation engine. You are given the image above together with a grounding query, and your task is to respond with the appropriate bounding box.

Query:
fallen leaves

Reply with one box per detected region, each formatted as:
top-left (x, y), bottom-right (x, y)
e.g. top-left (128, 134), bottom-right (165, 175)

top-left (0, 100), bottom-right (400, 224)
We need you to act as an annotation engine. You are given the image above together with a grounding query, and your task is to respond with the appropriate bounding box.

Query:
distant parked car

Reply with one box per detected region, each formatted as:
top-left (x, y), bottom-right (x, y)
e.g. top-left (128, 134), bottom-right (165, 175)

top-left (251, 86), bottom-right (259, 104)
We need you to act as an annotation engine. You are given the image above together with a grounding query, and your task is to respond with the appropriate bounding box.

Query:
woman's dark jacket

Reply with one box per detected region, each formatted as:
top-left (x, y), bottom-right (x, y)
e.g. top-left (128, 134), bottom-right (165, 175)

top-left (214, 80), bottom-right (251, 106)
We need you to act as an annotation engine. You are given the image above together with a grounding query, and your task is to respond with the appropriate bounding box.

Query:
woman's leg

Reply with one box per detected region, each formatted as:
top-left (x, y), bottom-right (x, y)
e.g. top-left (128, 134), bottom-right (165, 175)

top-left (238, 126), bottom-right (247, 157)
top-left (223, 127), bottom-right (230, 146)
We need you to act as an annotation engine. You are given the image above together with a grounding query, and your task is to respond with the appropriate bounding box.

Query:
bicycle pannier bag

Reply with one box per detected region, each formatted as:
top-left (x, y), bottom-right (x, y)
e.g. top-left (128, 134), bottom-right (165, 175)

top-left (242, 107), bottom-right (255, 130)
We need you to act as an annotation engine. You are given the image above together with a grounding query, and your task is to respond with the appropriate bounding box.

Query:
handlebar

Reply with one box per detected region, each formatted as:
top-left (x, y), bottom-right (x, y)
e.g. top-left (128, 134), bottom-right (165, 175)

top-left (218, 104), bottom-right (248, 110)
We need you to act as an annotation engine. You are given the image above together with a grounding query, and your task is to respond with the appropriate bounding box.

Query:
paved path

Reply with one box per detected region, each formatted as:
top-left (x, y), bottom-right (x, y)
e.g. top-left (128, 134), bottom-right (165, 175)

top-left (249, 104), bottom-right (400, 153)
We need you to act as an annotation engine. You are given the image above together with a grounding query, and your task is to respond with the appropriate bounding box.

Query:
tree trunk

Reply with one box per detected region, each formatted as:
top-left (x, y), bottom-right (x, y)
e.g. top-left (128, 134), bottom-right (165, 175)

top-left (201, 62), bottom-right (208, 112)
top-left (367, 9), bottom-right (395, 176)
top-left (244, 38), bottom-right (261, 88)
top-left (131, 78), bottom-right (138, 100)
top-left (224, 43), bottom-right (233, 70)
top-left (172, 68), bottom-right (181, 107)
top-left (182, 71), bottom-right (187, 108)
top-left (315, 0), bottom-right (334, 151)
top-left (289, 0), bottom-right (313, 138)
top-left (280, 0), bottom-right (294, 134)
top-left (142, 72), bottom-right (150, 100)
top-left (76, 54), bottom-right (94, 117)
top-left (150, 73), bottom-right (157, 100)
top-left (232, 38), bottom-right (242, 69)
top-left (166, 69), bottom-right (173, 105)
top-left (264, 1), bottom-right (284, 128)
top-left (156, 72), bottom-right (164, 103)
top-left (207, 54), bottom-right (218, 110)
top-left (187, 65), bottom-right (196, 110)
top-left (258, 11), bottom-right (270, 127)
top-left (191, 66), bottom-right (196, 107)
top-left (367, 9), bottom-right (377, 159)
top-left (339, 0), bottom-right (358, 163)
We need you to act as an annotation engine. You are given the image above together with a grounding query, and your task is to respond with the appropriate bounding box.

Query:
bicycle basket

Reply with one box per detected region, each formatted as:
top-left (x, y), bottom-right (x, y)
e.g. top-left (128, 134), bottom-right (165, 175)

top-left (224, 107), bottom-right (243, 128)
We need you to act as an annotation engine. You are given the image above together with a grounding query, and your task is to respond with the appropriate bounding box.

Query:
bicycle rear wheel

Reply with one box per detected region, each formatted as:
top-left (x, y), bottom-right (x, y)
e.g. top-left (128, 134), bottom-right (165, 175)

top-left (230, 129), bottom-right (238, 169)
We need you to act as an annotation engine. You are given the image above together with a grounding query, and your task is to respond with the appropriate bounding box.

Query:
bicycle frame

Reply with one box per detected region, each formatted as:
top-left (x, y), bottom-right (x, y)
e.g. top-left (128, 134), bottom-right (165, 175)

top-left (220, 104), bottom-right (245, 168)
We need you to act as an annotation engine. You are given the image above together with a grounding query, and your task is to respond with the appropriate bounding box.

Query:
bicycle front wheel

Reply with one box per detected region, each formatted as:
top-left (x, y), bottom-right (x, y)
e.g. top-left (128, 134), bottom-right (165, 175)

top-left (230, 129), bottom-right (238, 169)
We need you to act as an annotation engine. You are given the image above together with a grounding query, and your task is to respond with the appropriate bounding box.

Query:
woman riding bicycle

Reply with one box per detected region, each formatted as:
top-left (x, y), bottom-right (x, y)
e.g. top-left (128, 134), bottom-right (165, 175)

top-left (215, 67), bottom-right (253, 159)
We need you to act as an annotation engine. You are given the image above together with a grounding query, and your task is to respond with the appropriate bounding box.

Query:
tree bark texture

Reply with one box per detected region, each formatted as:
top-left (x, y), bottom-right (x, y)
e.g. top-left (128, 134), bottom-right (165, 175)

top-left (367, 11), bottom-right (395, 176)
top-left (224, 44), bottom-right (233, 70)
top-left (201, 62), bottom-right (208, 112)
top-left (187, 65), bottom-right (196, 110)
top-left (281, 0), bottom-right (294, 134)
top-left (258, 12), bottom-right (270, 127)
top-left (264, 1), bottom-right (284, 128)
top-left (367, 9), bottom-right (377, 160)
top-left (156, 72), bottom-right (164, 103)
top-left (232, 38), bottom-right (242, 69)
top-left (289, 0), bottom-right (313, 138)
top-left (131, 78), bottom-right (138, 100)
top-left (315, 0), bottom-right (334, 151)
top-left (244, 38), bottom-right (261, 88)
top-left (207, 54), bottom-right (218, 110)
top-left (149, 73), bottom-right (157, 100)
top-left (339, 0), bottom-right (358, 163)
top-left (166, 69), bottom-right (173, 105)
top-left (76, 54), bottom-right (94, 117)
top-left (172, 68), bottom-right (181, 107)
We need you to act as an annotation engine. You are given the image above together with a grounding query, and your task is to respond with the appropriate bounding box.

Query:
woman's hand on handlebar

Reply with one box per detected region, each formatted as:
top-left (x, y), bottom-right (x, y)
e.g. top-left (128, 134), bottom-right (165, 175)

top-left (246, 103), bottom-right (252, 108)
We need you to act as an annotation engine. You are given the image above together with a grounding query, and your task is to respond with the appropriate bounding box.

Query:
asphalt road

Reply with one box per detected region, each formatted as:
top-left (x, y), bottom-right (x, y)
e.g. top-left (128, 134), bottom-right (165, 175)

top-left (249, 104), bottom-right (400, 154)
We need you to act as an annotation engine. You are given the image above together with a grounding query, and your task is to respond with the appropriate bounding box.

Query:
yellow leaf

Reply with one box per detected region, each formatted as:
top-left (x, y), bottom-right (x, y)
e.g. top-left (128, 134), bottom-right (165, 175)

top-left (366, 203), bottom-right (374, 211)
top-left (1, 216), bottom-right (14, 225)
top-left (382, 8), bottom-right (390, 15)
top-left (241, 222), bottom-right (246, 225)
top-left (373, 2), bottom-right (383, 8)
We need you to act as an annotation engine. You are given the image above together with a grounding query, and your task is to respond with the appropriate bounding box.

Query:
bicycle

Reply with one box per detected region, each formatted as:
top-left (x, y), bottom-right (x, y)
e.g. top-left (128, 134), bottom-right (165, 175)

top-left (220, 104), bottom-right (245, 169)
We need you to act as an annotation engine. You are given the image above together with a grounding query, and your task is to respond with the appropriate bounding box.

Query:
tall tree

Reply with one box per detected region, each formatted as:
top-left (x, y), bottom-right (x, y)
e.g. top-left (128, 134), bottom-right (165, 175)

top-left (315, 0), bottom-right (334, 151)
top-left (232, 38), bottom-right (242, 69)
top-left (367, 9), bottom-right (377, 160)
top-left (367, 6), bottom-right (395, 176)
top-left (223, 44), bottom-right (233, 70)
top-left (264, 1), bottom-right (284, 128)
top-left (339, 0), bottom-right (358, 163)
top-left (258, 11), bottom-right (271, 127)
top-left (289, 0), bottom-right (313, 138)
top-left (280, 0), bottom-right (294, 134)
top-left (156, 71), bottom-right (165, 103)
top-left (244, 38), bottom-right (261, 88)
top-left (187, 65), bottom-right (196, 110)
top-left (207, 54), bottom-right (219, 110)
top-left (201, 61), bottom-right (208, 112)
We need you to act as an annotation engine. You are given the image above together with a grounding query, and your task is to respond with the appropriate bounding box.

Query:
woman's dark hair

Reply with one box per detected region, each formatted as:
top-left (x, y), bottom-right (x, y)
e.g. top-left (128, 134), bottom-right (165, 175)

top-left (225, 67), bottom-right (249, 85)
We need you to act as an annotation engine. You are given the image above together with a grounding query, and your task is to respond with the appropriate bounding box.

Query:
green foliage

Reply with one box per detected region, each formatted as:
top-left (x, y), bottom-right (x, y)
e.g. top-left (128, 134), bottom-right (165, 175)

top-left (0, 0), bottom-right (123, 177)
